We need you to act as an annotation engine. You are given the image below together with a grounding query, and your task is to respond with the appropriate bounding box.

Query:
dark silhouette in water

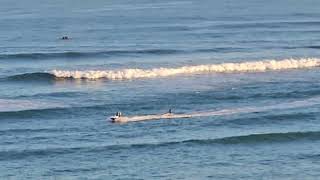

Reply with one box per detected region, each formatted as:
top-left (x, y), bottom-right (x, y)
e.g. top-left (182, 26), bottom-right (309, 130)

top-left (116, 112), bottom-right (122, 117)
top-left (61, 36), bottom-right (70, 40)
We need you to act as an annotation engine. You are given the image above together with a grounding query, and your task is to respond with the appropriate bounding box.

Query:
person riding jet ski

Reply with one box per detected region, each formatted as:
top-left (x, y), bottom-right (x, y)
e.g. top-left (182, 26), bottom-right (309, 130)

top-left (110, 112), bottom-right (122, 122)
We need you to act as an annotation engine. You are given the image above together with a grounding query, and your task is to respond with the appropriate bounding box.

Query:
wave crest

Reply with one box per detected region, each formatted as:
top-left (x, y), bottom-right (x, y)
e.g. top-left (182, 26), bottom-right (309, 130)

top-left (7, 72), bottom-right (55, 81)
top-left (1, 131), bottom-right (318, 161)
top-left (51, 58), bottom-right (320, 80)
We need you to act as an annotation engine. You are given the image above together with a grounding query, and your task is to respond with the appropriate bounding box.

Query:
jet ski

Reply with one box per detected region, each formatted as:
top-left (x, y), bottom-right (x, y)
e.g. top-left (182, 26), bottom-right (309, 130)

top-left (109, 112), bottom-right (122, 122)
top-left (109, 109), bottom-right (181, 123)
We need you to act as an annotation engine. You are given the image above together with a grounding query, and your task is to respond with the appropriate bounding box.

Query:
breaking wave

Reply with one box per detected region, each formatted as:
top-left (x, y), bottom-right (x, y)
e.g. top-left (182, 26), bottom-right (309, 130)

top-left (51, 58), bottom-right (320, 80)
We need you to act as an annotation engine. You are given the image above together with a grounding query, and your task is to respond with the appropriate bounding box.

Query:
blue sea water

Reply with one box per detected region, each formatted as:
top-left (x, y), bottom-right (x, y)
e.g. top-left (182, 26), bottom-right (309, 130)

top-left (1, 0), bottom-right (320, 179)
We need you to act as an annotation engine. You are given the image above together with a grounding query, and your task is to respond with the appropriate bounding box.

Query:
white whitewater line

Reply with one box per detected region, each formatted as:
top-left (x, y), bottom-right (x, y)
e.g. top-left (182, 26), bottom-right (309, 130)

top-left (114, 96), bottom-right (320, 123)
top-left (52, 58), bottom-right (320, 80)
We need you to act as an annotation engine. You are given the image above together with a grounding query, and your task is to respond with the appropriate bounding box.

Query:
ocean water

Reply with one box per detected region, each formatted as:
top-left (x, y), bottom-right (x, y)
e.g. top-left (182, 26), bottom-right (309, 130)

top-left (1, 0), bottom-right (320, 179)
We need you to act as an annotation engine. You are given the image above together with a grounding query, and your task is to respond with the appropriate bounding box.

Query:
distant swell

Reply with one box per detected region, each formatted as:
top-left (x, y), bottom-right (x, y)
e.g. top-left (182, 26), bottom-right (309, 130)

top-left (0, 52), bottom-right (92, 60)
top-left (0, 49), bottom-right (182, 60)
top-left (0, 48), bottom-right (249, 60)
top-left (212, 131), bottom-right (320, 144)
top-left (305, 45), bottom-right (320, 49)
top-left (1, 131), bottom-right (319, 161)
top-left (52, 58), bottom-right (320, 80)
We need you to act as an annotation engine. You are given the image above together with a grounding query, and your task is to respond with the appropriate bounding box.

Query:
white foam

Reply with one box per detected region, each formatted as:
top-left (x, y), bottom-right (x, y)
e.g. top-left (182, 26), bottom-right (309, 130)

top-left (52, 58), bottom-right (320, 80)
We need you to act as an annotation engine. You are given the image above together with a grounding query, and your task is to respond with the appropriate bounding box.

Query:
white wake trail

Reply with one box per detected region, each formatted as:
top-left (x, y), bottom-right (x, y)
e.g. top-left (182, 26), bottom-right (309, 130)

top-left (52, 58), bottom-right (320, 80)
top-left (113, 96), bottom-right (320, 123)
